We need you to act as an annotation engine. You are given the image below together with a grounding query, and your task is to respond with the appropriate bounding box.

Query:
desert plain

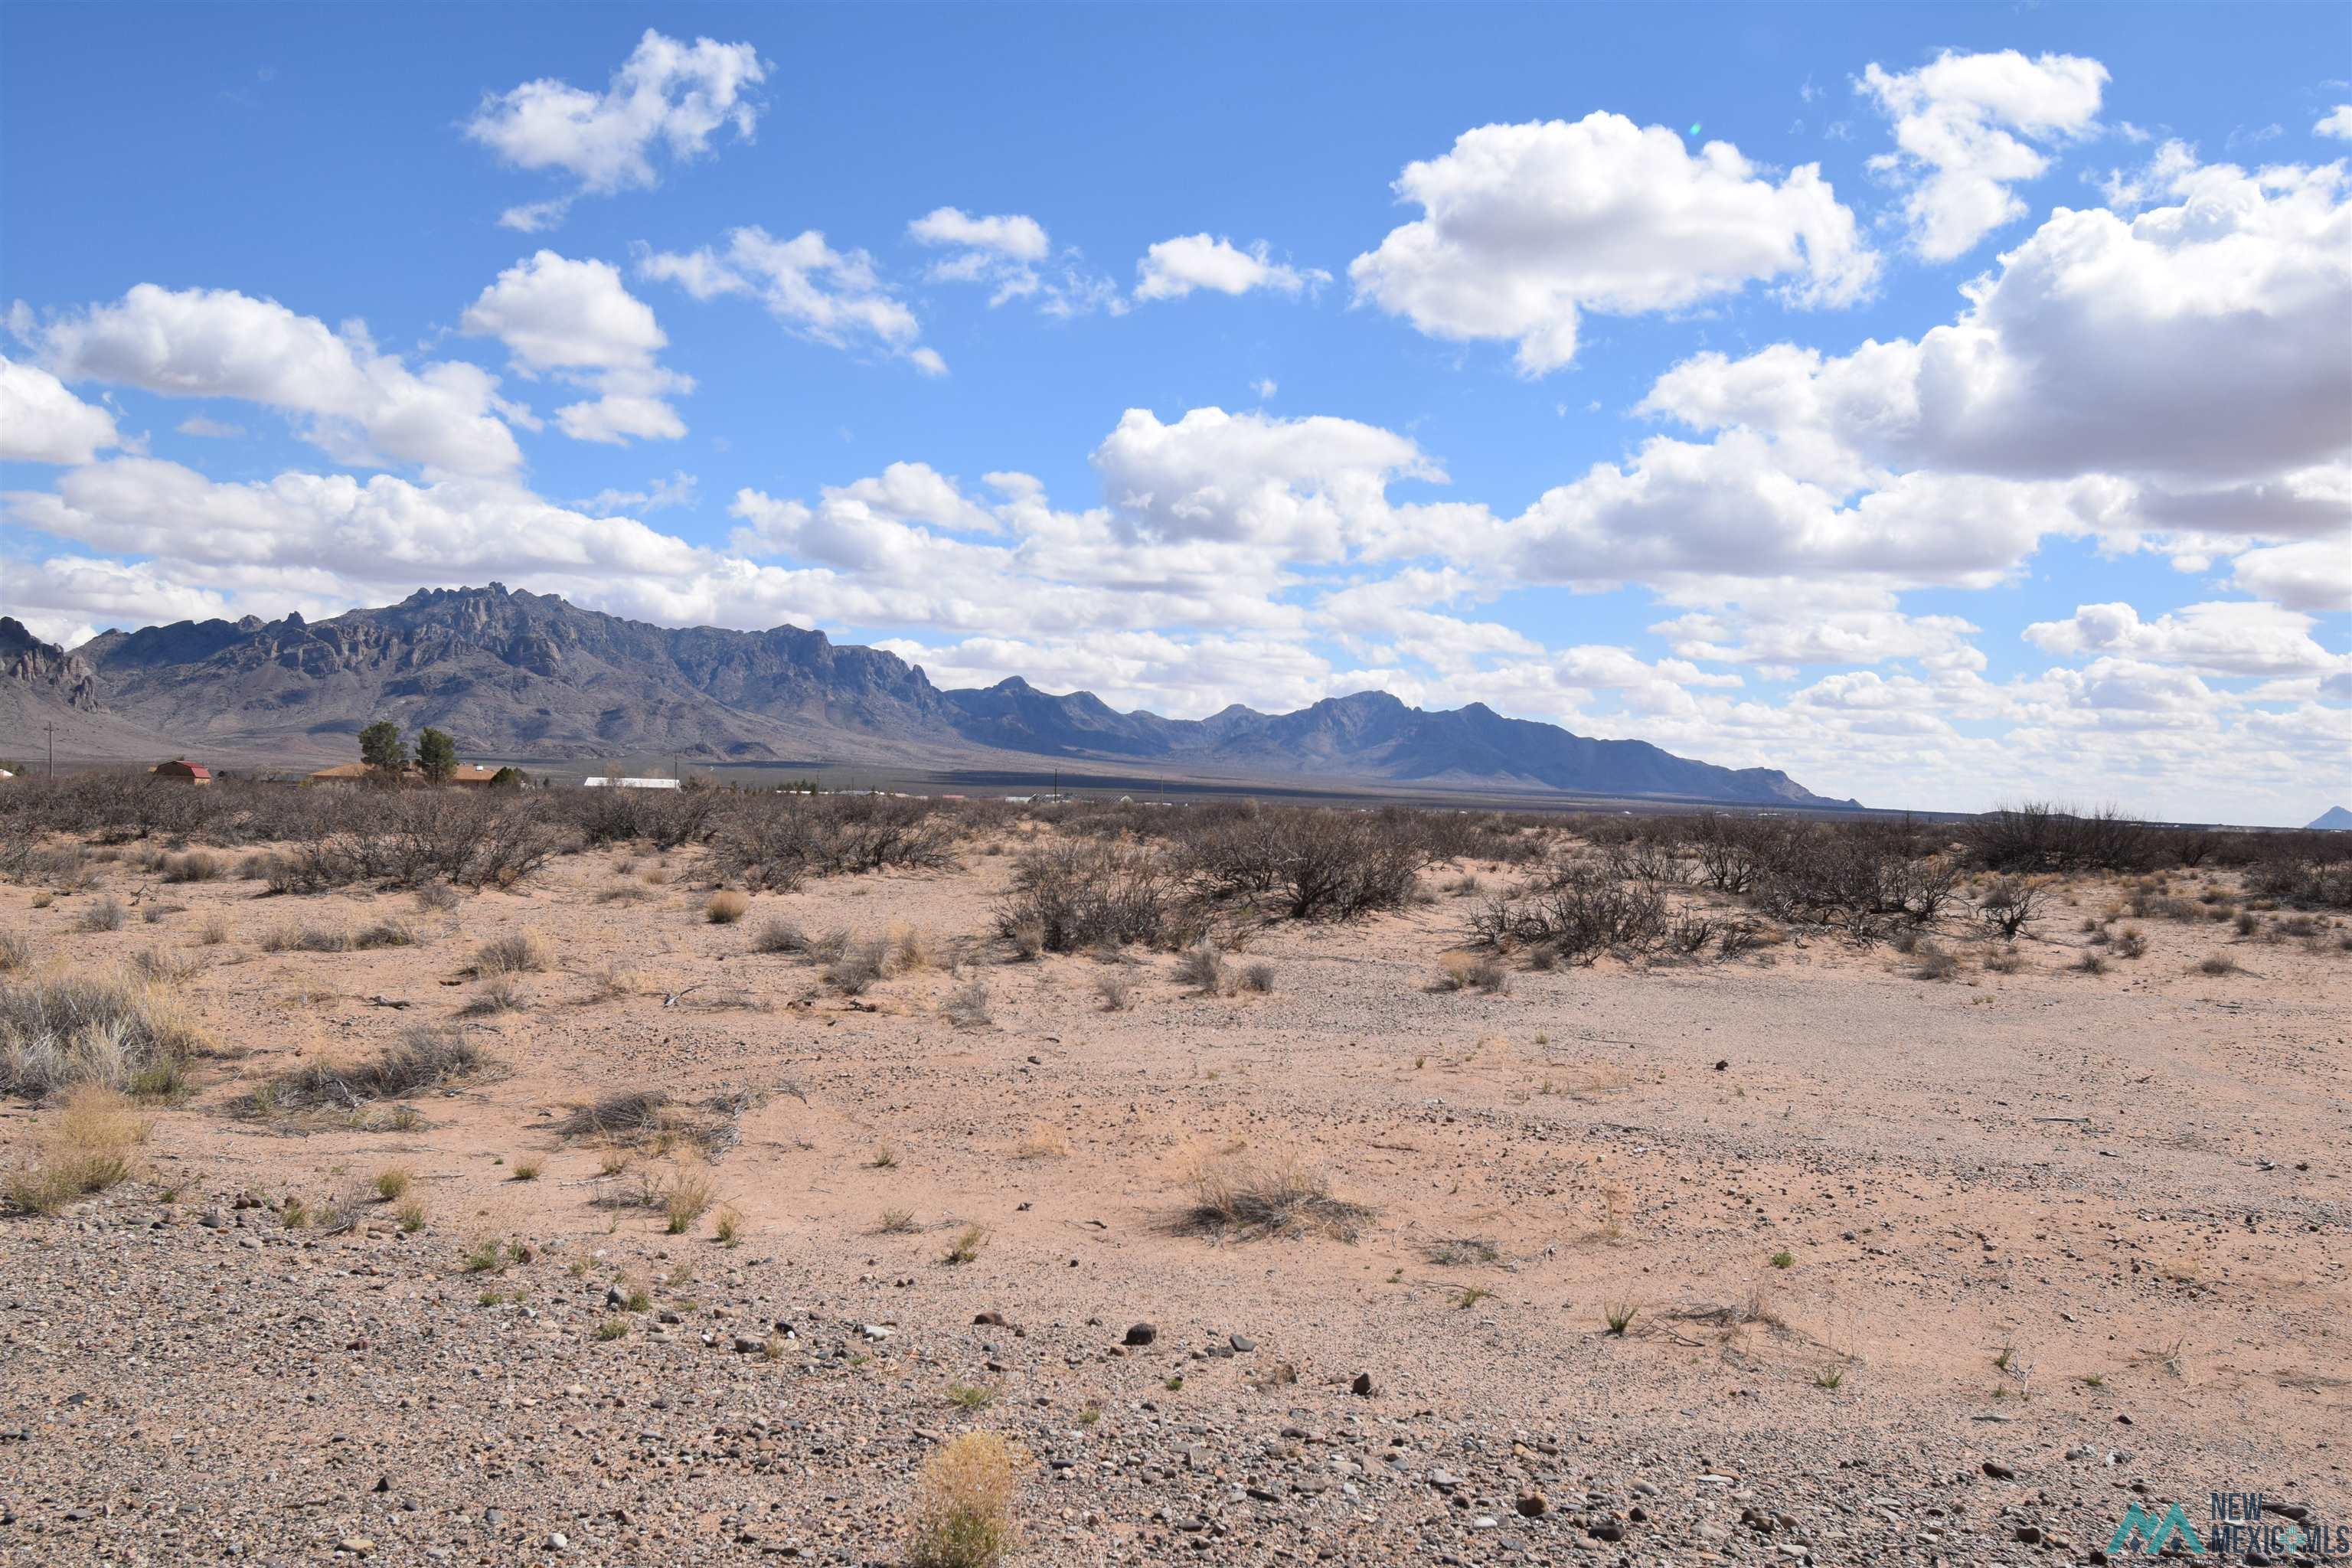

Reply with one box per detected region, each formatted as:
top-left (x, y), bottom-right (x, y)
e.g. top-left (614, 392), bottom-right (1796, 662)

top-left (1, 795), bottom-right (2347, 1568)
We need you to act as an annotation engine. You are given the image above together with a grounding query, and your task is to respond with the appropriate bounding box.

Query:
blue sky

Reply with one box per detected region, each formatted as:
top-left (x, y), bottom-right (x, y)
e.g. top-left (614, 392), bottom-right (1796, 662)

top-left (2, 3), bottom-right (2346, 822)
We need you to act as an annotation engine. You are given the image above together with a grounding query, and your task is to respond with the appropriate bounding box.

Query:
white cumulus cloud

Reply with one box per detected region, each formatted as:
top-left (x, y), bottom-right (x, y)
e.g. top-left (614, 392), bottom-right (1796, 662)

top-left (0, 355), bottom-right (119, 465)
top-left (1859, 49), bottom-right (2109, 260)
top-left (466, 29), bottom-right (767, 228)
top-left (1133, 235), bottom-right (1329, 303)
top-left (1348, 113), bottom-right (1877, 374)
top-left (641, 227), bottom-right (943, 375)
top-left (28, 283), bottom-right (521, 476)
top-left (459, 250), bottom-right (691, 445)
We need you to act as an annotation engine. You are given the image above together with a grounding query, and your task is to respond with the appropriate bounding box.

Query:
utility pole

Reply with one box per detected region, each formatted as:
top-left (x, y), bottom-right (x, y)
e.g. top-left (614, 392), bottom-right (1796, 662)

top-left (45, 721), bottom-right (54, 780)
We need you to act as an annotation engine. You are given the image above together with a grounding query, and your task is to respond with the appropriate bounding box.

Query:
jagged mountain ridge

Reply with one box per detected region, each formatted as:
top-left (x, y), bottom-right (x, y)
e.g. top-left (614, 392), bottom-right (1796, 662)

top-left (3, 586), bottom-right (1856, 805)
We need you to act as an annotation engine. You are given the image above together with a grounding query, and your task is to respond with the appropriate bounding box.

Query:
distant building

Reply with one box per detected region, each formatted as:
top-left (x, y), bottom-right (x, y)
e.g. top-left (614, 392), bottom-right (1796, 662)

top-left (306, 760), bottom-right (505, 787)
top-left (582, 776), bottom-right (681, 790)
top-left (150, 758), bottom-right (211, 785)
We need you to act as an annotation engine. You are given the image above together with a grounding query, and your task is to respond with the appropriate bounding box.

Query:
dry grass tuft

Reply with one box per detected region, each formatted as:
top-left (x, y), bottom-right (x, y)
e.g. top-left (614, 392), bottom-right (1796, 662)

top-left (659, 1167), bottom-right (717, 1233)
top-left (553, 1086), bottom-right (763, 1158)
top-left (705, 890), bottom-right (750, 926)
top-left (77, 896), bottom-right (128, 933)
top-left (1011, 1124), bottom-right (1069, 1161)
top-left (751, 917), bottom-right (805, 955)
top-left (473, 931), bottom-right (550, 976)
top-left (1173, 942), bottom-right (1230, 995)
top-left (1431, 952), bottom-right (1508, 994)
top-left (259, 1024), bottom-right (496, 1112)
top-left (1, 965), bottom-right (208, 1099)
top-left (584, 963), bottom-right (652, 1001)
top-left (906, 1430), bottom-right (1022, 1568)
top-left (1180, 1152), bottom-right (1371, 1243)
top-left (4, 1085), bottom-right (152, 1214)
top-left (941, 978), bottom-right (991, 1028)
top-left (460, 976), bottom-right (529, 1015)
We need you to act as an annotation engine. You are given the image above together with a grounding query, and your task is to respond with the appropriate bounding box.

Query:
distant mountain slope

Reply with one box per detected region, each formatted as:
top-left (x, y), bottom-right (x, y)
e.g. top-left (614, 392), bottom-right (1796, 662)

top-left (2309, 806), bottom-right (2352, 831)
top-left (3, 586), bottom-right (1856, 806)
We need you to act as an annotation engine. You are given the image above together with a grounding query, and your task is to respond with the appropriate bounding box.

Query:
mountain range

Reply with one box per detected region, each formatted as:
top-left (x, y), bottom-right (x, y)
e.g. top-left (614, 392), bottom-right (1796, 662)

top-left (0, 586), bottom-right (1856, 808)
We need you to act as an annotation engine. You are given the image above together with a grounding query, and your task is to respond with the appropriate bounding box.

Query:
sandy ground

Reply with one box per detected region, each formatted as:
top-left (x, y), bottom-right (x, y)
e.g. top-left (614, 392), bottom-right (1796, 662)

top-left (2, 831), bottom-right (2347, 1566)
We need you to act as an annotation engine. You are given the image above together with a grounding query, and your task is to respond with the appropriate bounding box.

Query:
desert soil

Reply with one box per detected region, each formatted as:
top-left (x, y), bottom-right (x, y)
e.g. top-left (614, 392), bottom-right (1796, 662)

top-left (2, 831), bottom-right (2347, 1566)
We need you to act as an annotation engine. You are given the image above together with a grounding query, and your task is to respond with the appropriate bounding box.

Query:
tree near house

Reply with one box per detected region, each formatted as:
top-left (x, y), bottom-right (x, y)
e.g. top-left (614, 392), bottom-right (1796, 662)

top-left (358, 720), bottom-right (408, 782)
top-left (416, 727), bottom-right (459, 785)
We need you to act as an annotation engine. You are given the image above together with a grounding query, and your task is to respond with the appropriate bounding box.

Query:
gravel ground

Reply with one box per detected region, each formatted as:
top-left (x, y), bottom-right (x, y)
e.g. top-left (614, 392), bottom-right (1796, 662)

top-left (2, 837), bottom-right (2346, 1566)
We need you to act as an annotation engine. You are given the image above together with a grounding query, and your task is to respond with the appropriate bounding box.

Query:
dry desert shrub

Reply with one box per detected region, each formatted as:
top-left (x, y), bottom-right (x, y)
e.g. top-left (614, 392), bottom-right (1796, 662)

top-left (0, 931), bottom-right (28, 973)
top-left (1470, 870), bottom-right (1668, 963)
top-left (906, 1430), bottom-right (1022, 1568)
top-left (1173, 942), bottom-right (1230, 995)
top-left (891, 924), bottom-right (934, 970)
top-left (1909, 944), bottom-right (1961, 982)
top-left (473, 931), bottom-right (549, 976)
top-left (126, 946), bottom-right (201, 986)
top-left (260, 921), bottom-right (353, 953)
top-left (1181, 1152), bottom-right (1370, 1243)
top-left (1178, 807), bottom-right (1431, 920)
top-left (1011, 1124), bottom-right (1069, 1161)
top-left (1976, 880), bottom-right (2045, 939)
top-left (77, 895), bottom-right (128, 933)
top-left (195, 913), bottom-right (230, 946)
top-left (585, 963), bottom-right (653, 1001)
top-left (460, 976), bottom-right (528, 1015)
top-left (554, 1086), bottom-right (761, 1158)
top-left (1425, 1236), bottom-right (1501, 1266)
top-left (162, 850), bottom-right (222, 883)
top-left (705, 890), bottom-right (750, 925)
top-left (1431, 952), bottom-right (1509, 994)
top-left (412, 883), bottom-right (462, 913)
top-left (1237, 961), bottom-right (1276, 994)
top-left (259, 1024), bottom-right (495, 1112)
top-left (751, 917), bottom-right (807, 955)
top-left (354, 918), bottom-right (416, 949)
top-left (826, 938), bottom-right (888, 995)
top-left (1093, 970), bottom-right (1133, 1011)
top-left (0, 966), bottom-right (207, 1099)
top-left (995, 843), bottom-right (1187, 953)
top-left (3, 1085), bottom-right (152, 1214)
top-left (940, 978), bottom-right (991, 1027)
